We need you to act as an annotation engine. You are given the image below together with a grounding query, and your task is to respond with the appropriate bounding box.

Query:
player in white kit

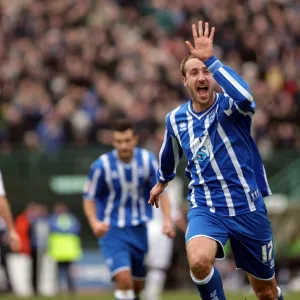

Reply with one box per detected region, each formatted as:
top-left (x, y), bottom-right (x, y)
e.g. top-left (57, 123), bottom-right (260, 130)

top-left (0, 170), bottom-right (20, 251)
top-left (145, 177), bottom-right (186, 300)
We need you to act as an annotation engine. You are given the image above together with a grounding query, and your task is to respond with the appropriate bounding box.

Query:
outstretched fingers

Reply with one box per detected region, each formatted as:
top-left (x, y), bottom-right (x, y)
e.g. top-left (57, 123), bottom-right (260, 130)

top-left (209, 26), bottom-right (215, 40)
top-left (198, 21), bottom-right (203, 37)
top-left (192, 24), bottom-right (198, 41)
top-left (185, 41), bottom-right (194, 53)
top-left (204, 22), bottom-right (209, 37)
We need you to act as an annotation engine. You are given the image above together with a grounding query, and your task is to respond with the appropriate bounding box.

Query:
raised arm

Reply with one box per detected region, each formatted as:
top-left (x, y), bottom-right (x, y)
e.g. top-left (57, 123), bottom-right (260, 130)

top-left (185, 21), bottom-right (255, 114)
top-left (204, 56), bottom-right (255, 113)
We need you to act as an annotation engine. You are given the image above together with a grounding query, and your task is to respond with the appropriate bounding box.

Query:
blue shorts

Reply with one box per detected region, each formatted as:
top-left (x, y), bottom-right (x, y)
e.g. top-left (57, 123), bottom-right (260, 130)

top-left (99, 224), bottom-right (148, 280)
top-left (185, 202), bottom-right (275, 280)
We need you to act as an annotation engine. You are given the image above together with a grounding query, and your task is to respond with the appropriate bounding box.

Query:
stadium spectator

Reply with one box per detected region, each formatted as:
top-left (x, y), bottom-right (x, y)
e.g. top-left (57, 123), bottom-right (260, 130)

top-left (0, 0), bottom-right (298, 154)
top-left (48, 203), bottom-right (82, 295)
top-left (15, 202), bottom-right (46, 295)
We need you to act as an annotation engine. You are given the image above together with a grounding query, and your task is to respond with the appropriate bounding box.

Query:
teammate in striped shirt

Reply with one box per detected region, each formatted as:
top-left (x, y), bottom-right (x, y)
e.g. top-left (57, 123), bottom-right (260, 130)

top-left (149, 21), bottom-right (283, 300)
top-left (83, 119), bottom-right (174, 300)
top-left (0, 170), bottom-right (20, 252)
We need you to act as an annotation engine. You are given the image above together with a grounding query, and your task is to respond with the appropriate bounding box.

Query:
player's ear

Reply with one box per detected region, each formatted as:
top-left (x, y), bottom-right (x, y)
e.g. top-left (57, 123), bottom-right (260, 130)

top-left (183, 76), bottom-right (187, 86)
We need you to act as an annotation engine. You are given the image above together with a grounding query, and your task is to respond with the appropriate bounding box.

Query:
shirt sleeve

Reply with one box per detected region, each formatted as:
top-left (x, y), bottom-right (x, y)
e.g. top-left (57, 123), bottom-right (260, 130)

top-left (83, 161), bottom-right (104, 201)
top-left (0, 171), bottom-right (6, 197)
top-left (205, 56), bottom-right (255, 117)
top-left (148, 153), bottom-right (159, 188)
top-left (157, 117), bottom-right (183, 184)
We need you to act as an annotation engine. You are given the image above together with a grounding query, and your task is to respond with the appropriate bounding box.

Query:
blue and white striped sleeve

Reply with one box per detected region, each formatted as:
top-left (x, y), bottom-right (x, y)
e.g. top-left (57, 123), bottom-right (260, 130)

top-left (157, 116), bottom-right (183, 184)
top-left (83, 161), bottom-right (104, 201)
top-left (205, 56), bottom-right (255, 116)
top-left (149, 152), bottom-right (159, 188)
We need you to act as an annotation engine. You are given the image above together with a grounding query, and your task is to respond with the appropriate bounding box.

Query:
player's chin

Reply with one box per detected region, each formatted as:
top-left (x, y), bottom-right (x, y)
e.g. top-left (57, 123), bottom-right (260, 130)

top-left (197, 96), bottom-right (210, 105)
top-left (120, 151), bottom-right (131, 159)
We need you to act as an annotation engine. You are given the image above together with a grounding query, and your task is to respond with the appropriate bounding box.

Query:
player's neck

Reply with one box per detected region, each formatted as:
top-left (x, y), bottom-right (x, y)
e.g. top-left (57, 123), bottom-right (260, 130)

top-left (118, 153), bottom-right (134, 164)
top-left (192, 93), bottom-right (216, 113)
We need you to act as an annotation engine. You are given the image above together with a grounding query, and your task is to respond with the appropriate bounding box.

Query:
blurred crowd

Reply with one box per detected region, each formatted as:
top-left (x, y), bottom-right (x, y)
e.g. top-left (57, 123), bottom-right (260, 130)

top-left (0, 0), bottom-right (299, 155)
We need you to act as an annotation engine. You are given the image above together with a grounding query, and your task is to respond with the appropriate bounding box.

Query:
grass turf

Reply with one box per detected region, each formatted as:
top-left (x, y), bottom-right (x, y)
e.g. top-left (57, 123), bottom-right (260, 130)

top-left (0, 291), bottom-right (299, 299)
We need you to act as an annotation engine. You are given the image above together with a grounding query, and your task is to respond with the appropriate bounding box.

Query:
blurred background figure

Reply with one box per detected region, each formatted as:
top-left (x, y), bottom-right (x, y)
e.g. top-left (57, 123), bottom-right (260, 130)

top-left (145, 177), bottom-right (187, 300)
top-left (0, 169), bottom-right (20, 295)
top-left (48, 203), bottom-right (82, 295)
top-left (15, 202), bottom-right (41, 295)
top-left (0, 217), bottom-right (13, 295)
top-left (0, 171), bottom-right (20, 253)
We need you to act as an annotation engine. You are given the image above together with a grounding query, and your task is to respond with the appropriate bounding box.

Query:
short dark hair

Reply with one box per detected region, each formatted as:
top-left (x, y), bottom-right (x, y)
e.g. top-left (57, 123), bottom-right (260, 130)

top-left (180, 54), bottom-right (197, 77)
top-left (112, 119), bottom-right (137, 134)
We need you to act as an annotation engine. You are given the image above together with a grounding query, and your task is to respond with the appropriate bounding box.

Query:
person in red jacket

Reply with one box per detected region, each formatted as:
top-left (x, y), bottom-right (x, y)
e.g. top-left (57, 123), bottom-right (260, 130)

top-left (15, 202), bottom-right (40, 294)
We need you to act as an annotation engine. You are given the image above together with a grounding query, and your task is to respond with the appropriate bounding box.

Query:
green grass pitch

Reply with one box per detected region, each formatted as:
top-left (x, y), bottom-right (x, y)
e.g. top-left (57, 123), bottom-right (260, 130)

top-left (0, 291), bottom-right (299, 299)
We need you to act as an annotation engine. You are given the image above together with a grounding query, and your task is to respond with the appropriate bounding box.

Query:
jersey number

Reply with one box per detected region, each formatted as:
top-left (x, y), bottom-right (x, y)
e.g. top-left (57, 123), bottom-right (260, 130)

top-left (262, 241), bottom-right (273, 263)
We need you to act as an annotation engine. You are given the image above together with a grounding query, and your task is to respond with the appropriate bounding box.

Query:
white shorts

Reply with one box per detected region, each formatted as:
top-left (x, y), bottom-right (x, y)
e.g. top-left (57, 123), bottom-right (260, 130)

top-left (146, 222), bottom-right (174, 270)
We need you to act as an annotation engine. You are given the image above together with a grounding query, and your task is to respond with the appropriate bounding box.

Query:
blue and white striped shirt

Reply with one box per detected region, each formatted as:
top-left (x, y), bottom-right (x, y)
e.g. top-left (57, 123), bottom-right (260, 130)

top-left (83, 148), bottom-right (157, 227)
top-left (158, 56), bottom-right (271, 216)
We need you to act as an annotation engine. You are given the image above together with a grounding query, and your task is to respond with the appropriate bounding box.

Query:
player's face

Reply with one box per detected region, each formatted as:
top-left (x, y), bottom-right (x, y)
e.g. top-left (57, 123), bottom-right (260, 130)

top-left (183, 58), bottom-right (215, 109)
top-left (112, 129), bottom-right (138, 162)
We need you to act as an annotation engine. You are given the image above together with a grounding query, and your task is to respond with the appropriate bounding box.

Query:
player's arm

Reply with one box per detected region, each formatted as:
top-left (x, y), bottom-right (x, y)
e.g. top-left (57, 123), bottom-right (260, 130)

top-left (149, 123), bottom-right (183, 208)
top-left (0, 172), bottom-right (20, 252)
top-left (83, 163), bottom-right (109, 238)
top-left (205, 57), bottom-right (255, 114)
top-left (159, 193), bottom-right (176, 238)
top-left (186, 21), bottom-right (254, 115)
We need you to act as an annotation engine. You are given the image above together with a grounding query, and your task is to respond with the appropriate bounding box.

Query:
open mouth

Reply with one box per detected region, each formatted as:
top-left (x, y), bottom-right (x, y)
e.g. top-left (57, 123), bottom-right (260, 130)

top-left (197, 85), bottom-right (209, 97)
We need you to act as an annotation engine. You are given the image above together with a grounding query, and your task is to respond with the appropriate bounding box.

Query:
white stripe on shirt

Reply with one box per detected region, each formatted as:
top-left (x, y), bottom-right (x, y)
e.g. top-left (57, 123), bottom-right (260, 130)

top-left (158, 129), bottom-right (167, 181)
top-left (170, 107), bottom-right (182, 146)
top-left (204, 113), bottom-right (235, 216)
top-left (219, 67), bottom-right (253, 102)
top-left (217, 124), bottom-right (256, 212)
top-left (87, 168), bottom-right (101, 200)
top-left (187, 111), bottom-right (213, 210)
top-left (262, 165), bottom-right (272, 196)
top-left (140, 150), bottom-right (150, 222)
top-left (117, 161), bottom-right (129, 228)
top-left (131, 159), bottom-right (139, 226)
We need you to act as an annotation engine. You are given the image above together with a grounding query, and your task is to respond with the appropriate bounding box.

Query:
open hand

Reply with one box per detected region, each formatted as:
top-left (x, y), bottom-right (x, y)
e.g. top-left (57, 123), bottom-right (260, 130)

top-left (185, 21), bottom-right (215, 62)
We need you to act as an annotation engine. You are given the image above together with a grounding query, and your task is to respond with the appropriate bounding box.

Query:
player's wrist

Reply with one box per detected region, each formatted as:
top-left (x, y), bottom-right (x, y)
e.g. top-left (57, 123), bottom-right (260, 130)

top-left (157, 181), bottom-right (168, 188)
top-left (90, 218), bottom-right (99, 227)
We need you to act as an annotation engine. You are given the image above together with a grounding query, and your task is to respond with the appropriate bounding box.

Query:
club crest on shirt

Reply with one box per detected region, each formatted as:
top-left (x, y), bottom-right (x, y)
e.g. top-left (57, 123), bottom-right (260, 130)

top-left (196, 146), bottom-right (209, 162)
top-left (179, 122), bottom-right (187, 132)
